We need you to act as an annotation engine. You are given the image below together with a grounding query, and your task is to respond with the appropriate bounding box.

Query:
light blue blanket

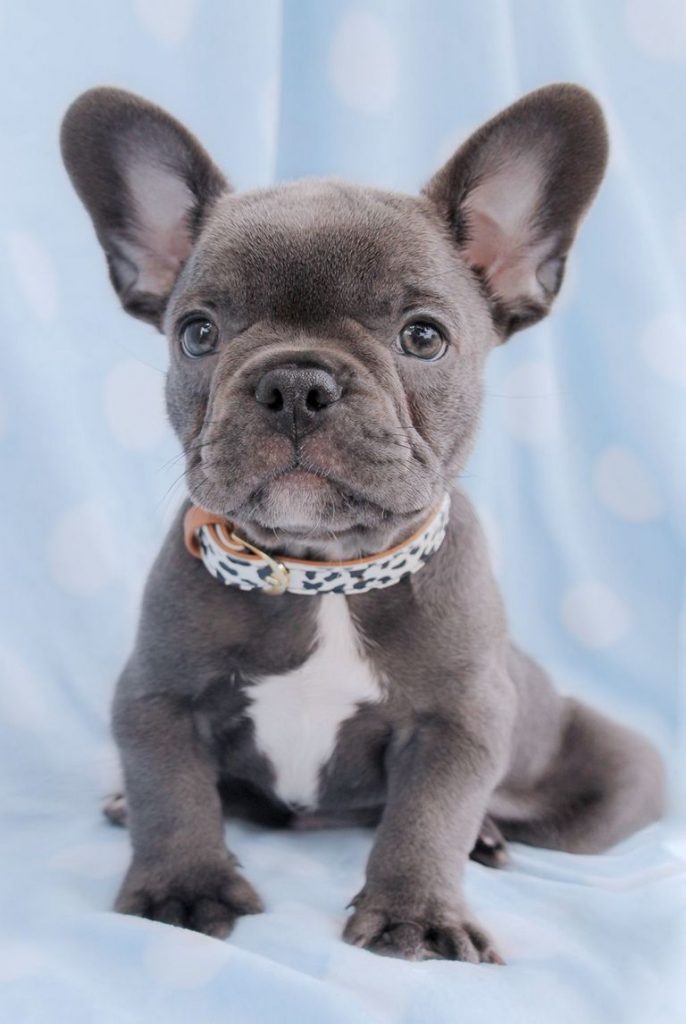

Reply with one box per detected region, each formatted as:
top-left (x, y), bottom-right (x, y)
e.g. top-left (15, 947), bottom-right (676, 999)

top-left (2, 807), bottom-right (684, 1022)
top-left (1, 1), bottom-right (684, 1021)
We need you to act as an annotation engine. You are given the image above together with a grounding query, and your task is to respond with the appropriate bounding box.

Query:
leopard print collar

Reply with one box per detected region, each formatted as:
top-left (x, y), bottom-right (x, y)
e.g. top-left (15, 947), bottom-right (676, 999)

top-left (183, 495), bottom-right (451, 596)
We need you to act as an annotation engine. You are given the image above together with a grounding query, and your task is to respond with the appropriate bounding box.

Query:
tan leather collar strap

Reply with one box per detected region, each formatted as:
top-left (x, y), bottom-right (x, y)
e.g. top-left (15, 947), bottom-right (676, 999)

top-left (183, 495), bottom-right (451, 596)
top-left (184, 506), bottom-right (229, 558)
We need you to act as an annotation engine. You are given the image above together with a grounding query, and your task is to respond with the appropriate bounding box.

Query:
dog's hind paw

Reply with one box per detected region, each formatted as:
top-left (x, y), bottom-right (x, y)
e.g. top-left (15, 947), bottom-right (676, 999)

top-left (469, 815), bottom-right (509, 868)
top-left (103, 791), bottom-right (128, 827)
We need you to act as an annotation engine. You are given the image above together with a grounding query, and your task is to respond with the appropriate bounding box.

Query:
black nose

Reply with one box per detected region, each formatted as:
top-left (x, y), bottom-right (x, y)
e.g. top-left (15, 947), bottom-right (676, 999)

top-left (254, 364), bottom-right (342, 435)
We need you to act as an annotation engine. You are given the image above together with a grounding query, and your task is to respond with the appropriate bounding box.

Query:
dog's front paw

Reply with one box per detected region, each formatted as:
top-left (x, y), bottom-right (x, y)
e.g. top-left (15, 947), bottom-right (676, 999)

top-left (343, 890), bottom-right (503, 963)
top-left (115, 855), bottom-right (264, 939)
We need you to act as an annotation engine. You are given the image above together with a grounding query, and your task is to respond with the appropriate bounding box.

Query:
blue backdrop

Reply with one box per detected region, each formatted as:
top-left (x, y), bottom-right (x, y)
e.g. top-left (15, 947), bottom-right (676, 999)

top-left (0, 2), bottom-right (684, 1022)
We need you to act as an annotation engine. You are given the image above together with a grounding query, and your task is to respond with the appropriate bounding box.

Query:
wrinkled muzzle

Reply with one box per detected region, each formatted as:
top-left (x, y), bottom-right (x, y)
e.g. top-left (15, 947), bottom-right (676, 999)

top-left (186, 343), bottom-right (442, 533)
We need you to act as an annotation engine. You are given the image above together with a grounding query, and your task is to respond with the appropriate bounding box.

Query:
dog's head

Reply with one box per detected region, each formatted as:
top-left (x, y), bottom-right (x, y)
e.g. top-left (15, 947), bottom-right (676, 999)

top-left (61, 85), bottom-right (607, 556)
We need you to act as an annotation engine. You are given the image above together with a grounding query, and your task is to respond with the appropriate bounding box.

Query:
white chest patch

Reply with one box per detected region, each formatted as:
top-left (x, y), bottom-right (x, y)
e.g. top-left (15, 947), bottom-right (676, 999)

top-left (246, 594), bottom-right (383, 809)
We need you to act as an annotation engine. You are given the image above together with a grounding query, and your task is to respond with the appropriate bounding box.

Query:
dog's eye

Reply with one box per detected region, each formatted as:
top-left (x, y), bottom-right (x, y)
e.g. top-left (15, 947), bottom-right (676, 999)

top-left (397, 322), bottom-right (446, 361)
top-left (180, 319), bottom-right (219, 357)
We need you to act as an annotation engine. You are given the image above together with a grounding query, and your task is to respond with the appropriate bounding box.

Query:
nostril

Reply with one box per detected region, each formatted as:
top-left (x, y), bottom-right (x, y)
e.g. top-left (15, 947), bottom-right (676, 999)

top-left (255, 373), bottom-right (285, 411)
top-left (306, 386), bottom-right (327, 412)
top-left (266, 386), bottom-right (284, 411)
top-left (305, 375), bottom-right (342, 411)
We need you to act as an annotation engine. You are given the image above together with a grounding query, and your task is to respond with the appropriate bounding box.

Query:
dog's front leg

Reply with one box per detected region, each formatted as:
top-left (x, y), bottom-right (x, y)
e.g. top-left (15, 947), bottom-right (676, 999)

top-left (112, 691), bottom-right (263, 938)
top-left (344, 706), bottom-right (507, 963)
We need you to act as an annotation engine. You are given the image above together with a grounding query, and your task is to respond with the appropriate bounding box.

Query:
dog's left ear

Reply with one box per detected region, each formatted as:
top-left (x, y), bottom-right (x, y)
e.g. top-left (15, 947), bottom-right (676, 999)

top-left (423, 84), bottom-right (608, 338)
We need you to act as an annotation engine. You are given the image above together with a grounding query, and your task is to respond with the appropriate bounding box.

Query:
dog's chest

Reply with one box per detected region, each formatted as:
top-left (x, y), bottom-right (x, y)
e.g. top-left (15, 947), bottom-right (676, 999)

top-left (246, 594), bottom-right (383, 809)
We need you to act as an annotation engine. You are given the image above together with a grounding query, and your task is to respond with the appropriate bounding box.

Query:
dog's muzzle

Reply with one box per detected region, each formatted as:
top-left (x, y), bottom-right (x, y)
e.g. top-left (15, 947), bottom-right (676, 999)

top-left (184, 495), bottom-right (451, 596)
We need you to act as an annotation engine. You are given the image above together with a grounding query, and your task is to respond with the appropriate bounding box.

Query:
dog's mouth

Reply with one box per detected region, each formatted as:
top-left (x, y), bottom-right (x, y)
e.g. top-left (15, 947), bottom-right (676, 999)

top-left (255, 466), bottom-right (340, 527)
top-left (239, 471), bottom-right (436, 558)
top-left (237, 464), bottom-right (389, 532)
top-left (186, 451), bottom-right (436, 557)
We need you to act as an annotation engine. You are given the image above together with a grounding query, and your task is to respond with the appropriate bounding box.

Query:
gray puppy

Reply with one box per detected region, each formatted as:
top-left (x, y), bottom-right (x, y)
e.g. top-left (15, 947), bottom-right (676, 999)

top-left (61, 84), bottom-right (664, 963)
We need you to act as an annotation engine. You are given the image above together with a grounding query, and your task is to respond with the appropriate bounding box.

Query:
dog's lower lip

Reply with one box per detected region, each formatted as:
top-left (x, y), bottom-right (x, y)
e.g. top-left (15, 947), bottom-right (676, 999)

top-left (280, 468), bottom-right (321, 479)
top-left (275, 468), bottom-right (330, 486)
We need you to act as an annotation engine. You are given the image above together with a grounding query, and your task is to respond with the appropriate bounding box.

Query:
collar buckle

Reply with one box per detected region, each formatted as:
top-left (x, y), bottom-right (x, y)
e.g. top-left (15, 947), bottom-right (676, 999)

top-left (228, 530), bottom-right (290, 595)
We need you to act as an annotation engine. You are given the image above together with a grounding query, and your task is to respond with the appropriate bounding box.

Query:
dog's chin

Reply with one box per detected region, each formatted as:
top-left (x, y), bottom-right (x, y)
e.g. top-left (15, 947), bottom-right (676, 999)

top-left (249, 470), bottom-right (348, 531)
top-left (245, 470), bottom-right (397, 534)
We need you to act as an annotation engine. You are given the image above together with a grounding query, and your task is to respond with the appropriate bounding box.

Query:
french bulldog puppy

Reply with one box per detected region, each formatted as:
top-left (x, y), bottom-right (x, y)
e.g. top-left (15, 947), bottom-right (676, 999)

top-left (61, 84), bottom-right (664, 963)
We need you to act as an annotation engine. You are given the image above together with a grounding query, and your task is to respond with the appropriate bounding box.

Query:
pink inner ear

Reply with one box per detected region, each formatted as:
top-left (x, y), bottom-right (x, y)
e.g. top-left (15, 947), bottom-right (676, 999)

top-left (122, 159), bottom-right (196, 296)
top-left (461, 152), bottom-right (552, 306)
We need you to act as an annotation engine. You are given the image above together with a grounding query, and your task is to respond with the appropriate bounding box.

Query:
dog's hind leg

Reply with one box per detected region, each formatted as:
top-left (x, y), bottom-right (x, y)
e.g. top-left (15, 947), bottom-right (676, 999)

top-left (491, 696), bottom-right (665, 854)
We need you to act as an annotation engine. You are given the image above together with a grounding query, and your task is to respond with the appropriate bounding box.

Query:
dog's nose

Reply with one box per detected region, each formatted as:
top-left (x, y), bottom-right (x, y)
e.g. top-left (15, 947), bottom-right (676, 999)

top-left (254, 364), bottom-right (342, 434)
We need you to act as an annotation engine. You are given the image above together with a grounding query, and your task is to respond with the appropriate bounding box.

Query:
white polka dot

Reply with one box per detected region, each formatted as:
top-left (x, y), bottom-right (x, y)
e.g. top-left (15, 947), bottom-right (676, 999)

top-left (6, 230), bottom-right (58, 324)
top-left (50, 841), bottom-right (128, 880)
top-left (499, 361), bottom-right (562, 445)
top-left (328, 11), bottom-right (399, 115)
top-left (48, 501), bottom-right (119, 596)
top-left (561, 581), bottom-right (630, 649)
top-left (0, 647), bottom-right (50, 733)
top-left (143, 927), bottom-right (232, 987)
top-left (0, 941), bottom-right (44, 982)
top-left (593, 446), bottom-right (662, 522)
top-left (104, 359), bottom-right (168, 450)
top-left (133, 0), bottom-right (197, 47)
top-left (638, 311), bottom-right (686, 388)
top-left (626, 0), bottom-right (686, 60)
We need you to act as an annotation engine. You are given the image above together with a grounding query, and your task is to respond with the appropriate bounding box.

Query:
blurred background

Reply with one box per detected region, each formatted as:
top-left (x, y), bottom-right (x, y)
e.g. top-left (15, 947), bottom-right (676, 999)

top-left (0, 3), bottom-right (684, 1020)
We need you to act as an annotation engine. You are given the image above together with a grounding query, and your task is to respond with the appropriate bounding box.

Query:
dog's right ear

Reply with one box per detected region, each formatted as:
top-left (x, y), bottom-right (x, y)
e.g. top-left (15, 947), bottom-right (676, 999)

top-left (60, 88), bottom-right (229, 328)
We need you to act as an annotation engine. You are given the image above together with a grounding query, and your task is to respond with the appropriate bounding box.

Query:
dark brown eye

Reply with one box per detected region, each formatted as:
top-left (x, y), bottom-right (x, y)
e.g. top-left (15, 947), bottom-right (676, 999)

top-left (181, 318), bottom-right (218, 357)
top-left (398, 322), bottom-right (447, 361)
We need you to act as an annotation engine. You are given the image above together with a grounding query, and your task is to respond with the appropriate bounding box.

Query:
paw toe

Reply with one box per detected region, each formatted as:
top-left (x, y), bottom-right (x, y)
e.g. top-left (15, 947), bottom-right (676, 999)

top-left (372, 921), bottom-right (426, 960)
top-left (153, 897), bottom-right (186, 928)
top-left (188, 896), bottom-right (236, 938)
top-left (342, 908), bottom-right (387, 947)
top-left (465, 922), bottom-right (505, 965)
top-left (221, 874), bottom-right (264, 916)
top-left (114, 886), bottom-right (150, 918)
